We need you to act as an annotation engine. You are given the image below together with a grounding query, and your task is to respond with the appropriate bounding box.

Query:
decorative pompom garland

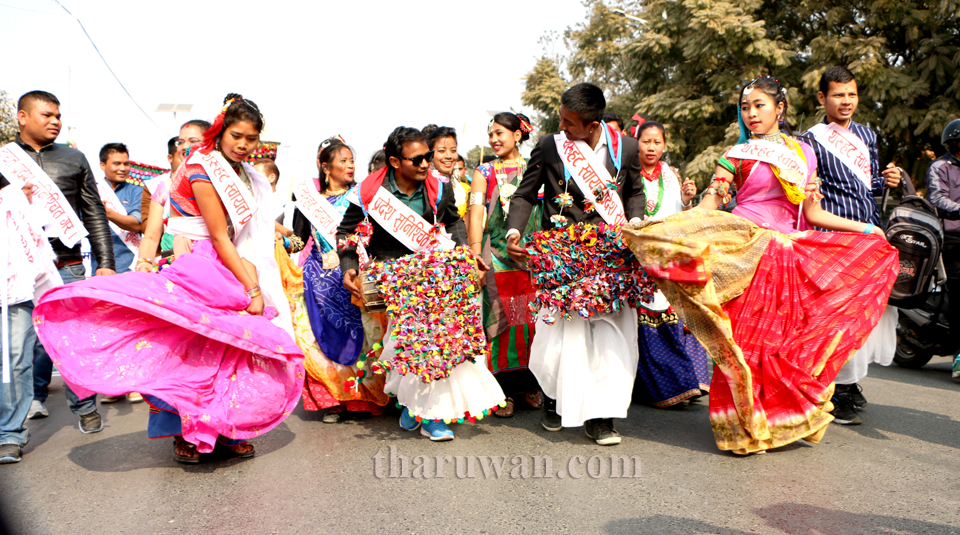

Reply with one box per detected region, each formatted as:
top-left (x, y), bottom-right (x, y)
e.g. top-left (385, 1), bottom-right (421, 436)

top-left (363, 246), bottom-right (486, 383)
top-left (523, 223), bottom-right (656, 323)
top-left (127, 161), bottom-right (169, 187)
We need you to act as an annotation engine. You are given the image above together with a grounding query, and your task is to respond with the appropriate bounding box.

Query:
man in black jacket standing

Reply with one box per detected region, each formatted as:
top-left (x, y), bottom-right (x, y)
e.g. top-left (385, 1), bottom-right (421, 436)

top-left (6, 91), bottom-right (115, 433)
top-left (505, 83), bottom-right (646, 445)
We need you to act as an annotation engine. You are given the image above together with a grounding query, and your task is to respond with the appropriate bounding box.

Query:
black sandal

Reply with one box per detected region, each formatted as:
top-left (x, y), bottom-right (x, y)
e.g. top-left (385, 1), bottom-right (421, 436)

top-left (226, 441), bottom-right (255, 459)
top-left (173, 438), bottom-right (200, 464)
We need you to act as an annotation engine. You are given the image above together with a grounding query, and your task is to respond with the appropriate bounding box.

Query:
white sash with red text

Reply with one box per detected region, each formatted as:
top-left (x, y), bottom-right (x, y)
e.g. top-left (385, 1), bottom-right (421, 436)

top-left (187, 150), bottom-right (257, 236)
top-left (95, 177), bottom-right (141, 271)
top-left (363, 186), bottom-right (455, 253)
top-left (294, 178), bottom-right (369, 266)
top-left (0, 143), bottom-right (87, 247)
top-left (1, 185), bottom-right (62, 383)
top-left (806, 122), bottom-right (872, 189)
top-left (553, 133), bottom-right (627, 226)
top-left (725, 139), bottom-right (809, 187)
top-left (293, 176), bottom-right (342, 249)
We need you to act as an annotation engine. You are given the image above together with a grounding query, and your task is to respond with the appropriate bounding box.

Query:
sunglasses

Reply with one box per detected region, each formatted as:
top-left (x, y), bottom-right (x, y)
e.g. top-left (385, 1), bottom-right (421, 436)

top-left (399, 150), bottom-right (434, 167)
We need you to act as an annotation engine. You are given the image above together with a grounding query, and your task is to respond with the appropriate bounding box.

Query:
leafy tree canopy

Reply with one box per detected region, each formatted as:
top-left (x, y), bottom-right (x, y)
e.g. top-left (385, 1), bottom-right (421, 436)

top-left (523, 0), bottom-right (960, 186)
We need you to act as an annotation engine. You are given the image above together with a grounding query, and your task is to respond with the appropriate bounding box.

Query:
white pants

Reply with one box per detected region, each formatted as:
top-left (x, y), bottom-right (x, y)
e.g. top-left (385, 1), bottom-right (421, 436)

top-left (835, 305), bottom-right (898, 385)
top-left (529, 308), bottom-right (640, 427)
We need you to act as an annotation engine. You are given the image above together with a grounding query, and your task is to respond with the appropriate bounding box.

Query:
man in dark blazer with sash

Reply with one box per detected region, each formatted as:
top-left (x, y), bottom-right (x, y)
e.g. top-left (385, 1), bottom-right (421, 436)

top-left (505, 83), bottom-right (646, 446)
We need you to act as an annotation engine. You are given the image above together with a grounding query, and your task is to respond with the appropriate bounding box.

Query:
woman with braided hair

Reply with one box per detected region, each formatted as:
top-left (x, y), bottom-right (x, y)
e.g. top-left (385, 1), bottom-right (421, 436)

top-left (623, 76), bottom-right (898, 454)
top-left (33, 94), bottom-right (304, 463)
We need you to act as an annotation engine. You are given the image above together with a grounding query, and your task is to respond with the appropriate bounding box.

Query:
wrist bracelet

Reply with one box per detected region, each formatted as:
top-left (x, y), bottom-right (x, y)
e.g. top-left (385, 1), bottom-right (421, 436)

top-left (681, 199), bottom-right (692, 208)
top-left (863, 224), bottom-right (875, 234)
top-left (246, 285), bottom-right (262, 298)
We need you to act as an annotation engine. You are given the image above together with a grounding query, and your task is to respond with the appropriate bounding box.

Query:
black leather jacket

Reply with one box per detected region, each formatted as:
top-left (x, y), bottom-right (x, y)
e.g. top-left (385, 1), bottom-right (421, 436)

top-left (0, 135), bottom-right (115, 270)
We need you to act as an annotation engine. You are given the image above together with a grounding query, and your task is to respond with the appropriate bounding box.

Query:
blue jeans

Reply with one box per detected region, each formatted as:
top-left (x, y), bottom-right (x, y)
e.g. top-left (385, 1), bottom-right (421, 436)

top-left (32, 263), bottom-right (97, 416)
top-left (0, 302), bottom-right (38, 447)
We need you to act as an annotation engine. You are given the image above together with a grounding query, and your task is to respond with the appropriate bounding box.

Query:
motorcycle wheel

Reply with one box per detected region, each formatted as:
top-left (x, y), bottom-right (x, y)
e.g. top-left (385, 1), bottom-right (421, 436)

top-left (893, 337), bottom-right (935, 369)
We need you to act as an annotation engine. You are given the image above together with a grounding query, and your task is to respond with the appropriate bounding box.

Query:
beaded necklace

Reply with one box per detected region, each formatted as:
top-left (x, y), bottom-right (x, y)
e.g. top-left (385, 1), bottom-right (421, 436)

top-left (641, 161), bottom-right (664, 217)
top-left (493, 157), bottom-right (526, 218)
top-left (753, 131), bottom-right (785, 144)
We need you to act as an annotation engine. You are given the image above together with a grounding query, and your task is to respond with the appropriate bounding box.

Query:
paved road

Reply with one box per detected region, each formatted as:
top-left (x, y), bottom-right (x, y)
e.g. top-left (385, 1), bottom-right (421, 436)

top-left (2, 359), bottom-right (959, 535)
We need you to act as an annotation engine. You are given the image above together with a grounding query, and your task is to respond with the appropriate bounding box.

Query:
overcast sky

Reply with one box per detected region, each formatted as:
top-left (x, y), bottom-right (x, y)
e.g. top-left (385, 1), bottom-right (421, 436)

top-left (1, 0), bottom-right (587, 185)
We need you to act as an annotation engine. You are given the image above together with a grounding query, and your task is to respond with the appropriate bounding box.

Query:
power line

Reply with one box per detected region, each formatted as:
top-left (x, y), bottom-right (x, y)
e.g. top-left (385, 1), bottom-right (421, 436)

top-left (49, 0), bottom-right (168, 135)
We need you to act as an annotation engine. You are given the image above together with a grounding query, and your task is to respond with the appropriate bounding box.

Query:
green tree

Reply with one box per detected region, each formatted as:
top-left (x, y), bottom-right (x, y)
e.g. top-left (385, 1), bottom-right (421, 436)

top-left (618, 0), bottom-right (796, 184)
top-left (788, 0), bottom-right (960, 167)
top-left (466, 144), bottom-right (492, 168)
top-left (524, 0), bottom-right (960, 187)
top-left (0, 90), bottom-right (17, 146)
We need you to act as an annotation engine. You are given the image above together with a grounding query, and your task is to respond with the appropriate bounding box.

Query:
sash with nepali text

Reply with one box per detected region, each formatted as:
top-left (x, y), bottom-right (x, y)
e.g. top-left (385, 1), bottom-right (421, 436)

top-left (0, 143), bottom-right (87, 247)
top-left (807, 122), bottom-right (872, 189)
top-left (554, 132), bottom-right (627, 226)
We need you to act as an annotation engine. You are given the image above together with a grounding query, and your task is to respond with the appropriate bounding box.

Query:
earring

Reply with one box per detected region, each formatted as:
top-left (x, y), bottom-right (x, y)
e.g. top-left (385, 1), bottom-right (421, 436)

top-left (215, 139), bottom-right (221, 151)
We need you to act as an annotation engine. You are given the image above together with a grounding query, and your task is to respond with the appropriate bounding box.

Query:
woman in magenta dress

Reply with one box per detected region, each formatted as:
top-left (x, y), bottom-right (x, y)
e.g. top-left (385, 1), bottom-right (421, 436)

top-left (33, 94), bottom-right (304, 463)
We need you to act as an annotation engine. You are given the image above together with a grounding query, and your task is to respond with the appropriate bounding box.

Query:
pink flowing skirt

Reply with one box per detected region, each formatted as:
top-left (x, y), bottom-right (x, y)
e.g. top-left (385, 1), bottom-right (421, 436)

top-left (33, 240), bottom-right (305, 453)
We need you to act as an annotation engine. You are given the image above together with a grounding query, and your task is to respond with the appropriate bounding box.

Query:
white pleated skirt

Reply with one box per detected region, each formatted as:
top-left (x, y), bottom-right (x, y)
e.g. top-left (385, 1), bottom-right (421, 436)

top-left (835, 305), bottom-right (898, 384)
top-left (529, 308), bottom-right (640, 427)
top-left (381, 318), bottom-right (505, 421)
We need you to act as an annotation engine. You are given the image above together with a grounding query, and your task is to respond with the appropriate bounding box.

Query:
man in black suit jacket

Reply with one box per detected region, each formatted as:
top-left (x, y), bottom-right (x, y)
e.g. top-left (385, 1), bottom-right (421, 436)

top-left (505, 83), bottom-right (646, 446)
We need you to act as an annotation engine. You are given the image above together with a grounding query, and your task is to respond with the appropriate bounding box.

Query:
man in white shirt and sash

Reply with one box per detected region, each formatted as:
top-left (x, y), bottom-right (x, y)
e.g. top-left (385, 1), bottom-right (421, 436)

top-left (799, 66), bottom-right (902, 426)
top-left (505, 83), bottom-right (647, 445)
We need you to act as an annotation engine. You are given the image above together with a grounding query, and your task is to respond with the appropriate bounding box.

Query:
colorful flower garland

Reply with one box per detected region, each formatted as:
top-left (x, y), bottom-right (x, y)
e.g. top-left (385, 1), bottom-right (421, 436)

top-left (362, 246), bottom-right (487, 383)
top-left (127, 161), bottom-right (169, 187)
top-left (523, 223), bottom-right (656, 323)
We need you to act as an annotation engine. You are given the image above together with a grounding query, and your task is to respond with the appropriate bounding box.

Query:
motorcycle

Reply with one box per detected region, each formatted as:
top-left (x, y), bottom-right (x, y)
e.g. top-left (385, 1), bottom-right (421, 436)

top-left (886, 183), bottom-right (960, 370)
top-left (894, 269), bottom-right (957, 368)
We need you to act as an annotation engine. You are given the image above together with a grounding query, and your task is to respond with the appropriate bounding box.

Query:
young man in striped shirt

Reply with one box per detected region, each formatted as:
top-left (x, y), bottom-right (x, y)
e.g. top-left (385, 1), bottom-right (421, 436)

top-left (798, 66), bottom-right (902, 426)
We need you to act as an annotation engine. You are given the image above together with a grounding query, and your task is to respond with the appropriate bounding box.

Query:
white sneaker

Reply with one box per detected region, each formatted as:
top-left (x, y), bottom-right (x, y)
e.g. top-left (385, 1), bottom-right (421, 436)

top-left (28, 400), bottom-right (49, 419)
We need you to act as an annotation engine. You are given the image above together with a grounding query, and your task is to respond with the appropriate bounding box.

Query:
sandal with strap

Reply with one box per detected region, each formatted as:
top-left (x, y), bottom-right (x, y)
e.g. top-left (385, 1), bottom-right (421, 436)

top-left (524, 391), bottom-right (544, 409)
top-left (226, 441), bottom-right (255, 459)
top-left (494, 397), bottom-right (516, 418)
top-left (173, 437), bottom-right (200, 464)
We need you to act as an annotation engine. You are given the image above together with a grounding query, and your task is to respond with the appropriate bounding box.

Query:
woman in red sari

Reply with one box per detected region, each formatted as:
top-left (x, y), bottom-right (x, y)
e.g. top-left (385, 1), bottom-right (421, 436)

top-left (623, 76), bottom-right (898, 454)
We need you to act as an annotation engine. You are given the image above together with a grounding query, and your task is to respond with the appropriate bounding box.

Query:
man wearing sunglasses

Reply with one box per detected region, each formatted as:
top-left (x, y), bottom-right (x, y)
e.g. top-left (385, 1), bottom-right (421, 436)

top-left (338, 126), bottom-right (501, 442)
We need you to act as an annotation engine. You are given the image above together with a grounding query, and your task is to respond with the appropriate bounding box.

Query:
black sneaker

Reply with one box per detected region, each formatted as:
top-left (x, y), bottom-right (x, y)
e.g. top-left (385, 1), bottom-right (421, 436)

top-left (845, 383), bottom-right (867, 409)
top-left (0, 444), bottom-right (22, 464)
top-left (541, 397), bottom-right (562, 432)
top-left (585, 418), bottom-right (622, 445)
top-left (79, 411), bottom-right (104, 434)
top-left (829, 392), bottom-right (862, 425)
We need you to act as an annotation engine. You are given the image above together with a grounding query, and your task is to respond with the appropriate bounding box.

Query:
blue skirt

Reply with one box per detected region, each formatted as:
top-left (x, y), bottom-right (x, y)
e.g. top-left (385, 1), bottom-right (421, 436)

top-left (144, 395), bottom-right (243, 445)
top-left (634, 308), bottom-right (710, 407)
top-left (302, 246), bottom-right (364, 366)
